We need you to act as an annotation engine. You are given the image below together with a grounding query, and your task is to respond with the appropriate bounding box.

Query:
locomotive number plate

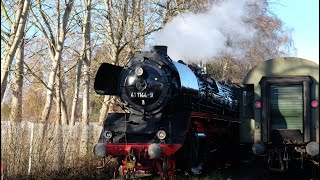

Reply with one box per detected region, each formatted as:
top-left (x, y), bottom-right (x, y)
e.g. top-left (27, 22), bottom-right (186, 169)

top-left (131, 92), bottom-right (154, 98)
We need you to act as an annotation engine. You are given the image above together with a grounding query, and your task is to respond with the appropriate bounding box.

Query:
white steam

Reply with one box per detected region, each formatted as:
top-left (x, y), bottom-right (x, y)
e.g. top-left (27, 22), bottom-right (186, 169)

top-left (150, 0), bottom-right (256, 61)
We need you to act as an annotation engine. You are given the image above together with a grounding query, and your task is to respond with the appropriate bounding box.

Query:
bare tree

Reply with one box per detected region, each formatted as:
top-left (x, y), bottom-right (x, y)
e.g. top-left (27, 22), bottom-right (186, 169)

top-left (1, 0), bottom-right (31, 103)
top-left (81, 0), bottom-right (92, 126)
top-left (77, 0), bottom-right (92, 156)
top-left (30, 0), bottom-right (75, 123)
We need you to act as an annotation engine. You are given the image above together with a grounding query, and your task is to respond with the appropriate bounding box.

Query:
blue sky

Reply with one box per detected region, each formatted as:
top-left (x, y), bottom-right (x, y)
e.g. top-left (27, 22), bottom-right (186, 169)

top-left (271, 0), bottom-right (319, 64)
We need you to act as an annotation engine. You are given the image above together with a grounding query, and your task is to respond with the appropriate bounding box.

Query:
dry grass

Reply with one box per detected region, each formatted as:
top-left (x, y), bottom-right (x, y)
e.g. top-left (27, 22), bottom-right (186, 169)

top-left (9, 155), bottom-right (117, 180)
top-left (1, 121), bottom-right (103, 179)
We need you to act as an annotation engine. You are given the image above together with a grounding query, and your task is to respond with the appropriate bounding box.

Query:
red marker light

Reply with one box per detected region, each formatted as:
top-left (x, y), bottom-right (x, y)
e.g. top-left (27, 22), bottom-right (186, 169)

top-left (311, 100), bottom-right (319, 108)
top-left (255, 100), bottom-right (262, 109)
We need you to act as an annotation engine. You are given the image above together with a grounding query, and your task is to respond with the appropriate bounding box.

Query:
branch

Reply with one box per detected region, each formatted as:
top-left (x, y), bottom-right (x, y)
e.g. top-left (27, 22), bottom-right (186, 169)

top-left (61, 0), bottom-right (74, 32)
top-left (30, 7), bottom-right (56, 60)
top-left (1, 28), bottom-right (10, 39)
top-left (36, 0), bottom-right (57, 49)
top-left (26, 47), bottom-right (48, 59)
top-left (116, 26), bottom-right (162, 61)
top-left (23, 61), bottom-right (51, 91)
top-left (61, 60), bottom-right (79, 76)
top-left (1, 0), bottom-right (13, 27)
top-left (1, 34), bottom-right (8, 44)
top-left (138, 27), bottom-right (162, 39)
top-left (11, 0), bottom-right (25, 36)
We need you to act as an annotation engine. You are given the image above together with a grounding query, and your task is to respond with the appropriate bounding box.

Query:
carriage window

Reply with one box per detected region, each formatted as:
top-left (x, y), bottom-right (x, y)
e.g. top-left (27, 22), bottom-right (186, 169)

top-left (268, 84), bottom-right (303, 132)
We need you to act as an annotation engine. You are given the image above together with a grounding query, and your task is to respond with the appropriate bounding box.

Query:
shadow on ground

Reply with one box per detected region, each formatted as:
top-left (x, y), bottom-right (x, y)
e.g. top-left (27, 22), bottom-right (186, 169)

top-left (139, 158), bottom-right (318, 180)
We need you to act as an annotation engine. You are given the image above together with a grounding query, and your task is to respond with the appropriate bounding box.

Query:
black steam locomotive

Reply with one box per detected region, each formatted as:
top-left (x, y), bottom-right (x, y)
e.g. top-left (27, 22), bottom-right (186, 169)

top-left (93, 46), bottom-right (241, 179)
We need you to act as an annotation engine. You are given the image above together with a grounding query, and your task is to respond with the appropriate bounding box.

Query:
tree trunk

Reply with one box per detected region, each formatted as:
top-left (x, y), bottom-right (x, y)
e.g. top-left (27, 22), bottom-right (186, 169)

top-left (55, 63), bottom-right (69, 125)
top-left (8, 38), bottom-right (24, 175)
top-left (81, 0), bottom-right (92, 126)
top-left (80, 0), bottom-right (91, 157)
top-left (41, 59), bottom-right (59, 123)
top-left (82, 62), bottom-right (90, 126)
top-left (99, 96), bottom-right (112, 125)
top-left (10, 39), bottom-right (24, 123)
top-left (60, 89), bottom-right (68, 125)
top-left (55, 64), bottom-right (62, 125)
top-left (221, 58), bottom-right (228, 80)
top-left (1, 0), bottom-right (30, 103)
top-left (70, 60), bottom-right (82, 125)
top-left (138, 0), bottom-right (145, 48)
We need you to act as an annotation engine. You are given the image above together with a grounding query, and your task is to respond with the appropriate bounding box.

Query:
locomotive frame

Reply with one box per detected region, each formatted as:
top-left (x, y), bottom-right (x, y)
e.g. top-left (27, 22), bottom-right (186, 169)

top-left (96, 111), bottom-right (239, 178)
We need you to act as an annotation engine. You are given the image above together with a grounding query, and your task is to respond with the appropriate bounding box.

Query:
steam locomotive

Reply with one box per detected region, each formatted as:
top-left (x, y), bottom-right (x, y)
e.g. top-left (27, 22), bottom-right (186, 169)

top-left (93, 46), bottom-right (241, 179)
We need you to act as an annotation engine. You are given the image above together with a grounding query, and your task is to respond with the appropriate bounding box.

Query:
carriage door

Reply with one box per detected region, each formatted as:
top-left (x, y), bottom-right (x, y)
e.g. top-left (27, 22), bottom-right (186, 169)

top-left (268, 85), bottom-right (303, 142)
top-left (260, 76), bottom-right (311, 143)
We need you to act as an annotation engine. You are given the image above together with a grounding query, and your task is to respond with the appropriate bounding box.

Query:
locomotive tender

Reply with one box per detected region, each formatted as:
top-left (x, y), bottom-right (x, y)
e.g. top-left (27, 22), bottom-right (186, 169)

top-left (93, 46), bottom-right (241, 178)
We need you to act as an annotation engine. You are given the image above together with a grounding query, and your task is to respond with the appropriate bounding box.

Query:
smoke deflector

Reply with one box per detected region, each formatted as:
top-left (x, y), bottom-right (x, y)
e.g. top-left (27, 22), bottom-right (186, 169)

top-left (94, 63), bottom-right (123, 95)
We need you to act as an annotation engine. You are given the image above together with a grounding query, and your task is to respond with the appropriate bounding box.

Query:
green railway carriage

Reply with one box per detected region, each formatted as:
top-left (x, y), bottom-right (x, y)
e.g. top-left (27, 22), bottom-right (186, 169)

top-left (240, 57), bottom-right (319, 171)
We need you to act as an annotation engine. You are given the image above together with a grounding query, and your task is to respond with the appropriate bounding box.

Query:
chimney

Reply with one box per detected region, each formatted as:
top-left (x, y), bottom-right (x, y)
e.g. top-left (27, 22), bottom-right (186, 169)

top-left (152, 45), bottom-right (167, 55)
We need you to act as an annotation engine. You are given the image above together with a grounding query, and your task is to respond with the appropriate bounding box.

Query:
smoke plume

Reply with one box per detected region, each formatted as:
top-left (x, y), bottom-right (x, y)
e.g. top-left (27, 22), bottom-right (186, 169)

top-left (150, 0), bottom-right (256, 61)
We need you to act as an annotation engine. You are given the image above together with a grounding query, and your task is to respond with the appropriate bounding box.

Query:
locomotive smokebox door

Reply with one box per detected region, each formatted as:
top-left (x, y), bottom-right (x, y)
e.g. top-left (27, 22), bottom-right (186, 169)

top-left (94, 63), bottom-right (123, 95)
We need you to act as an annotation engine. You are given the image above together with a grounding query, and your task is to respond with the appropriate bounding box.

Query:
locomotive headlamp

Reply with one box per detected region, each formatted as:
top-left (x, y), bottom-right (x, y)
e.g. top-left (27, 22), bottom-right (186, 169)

top-left (311, 100), bottom-right (319, 108)
top-left (254, 100), bottom-right (262, 109)
top-left (306, 141), bottom-right (319, 157)
top-left (93, 143), bottom-right (107, 158)
top-left (156, 130), bottom-right (166, 140)
top-left (104, 130), bottom-right (113, 139)
top-left (135, 66), bottom-right (143, 76)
